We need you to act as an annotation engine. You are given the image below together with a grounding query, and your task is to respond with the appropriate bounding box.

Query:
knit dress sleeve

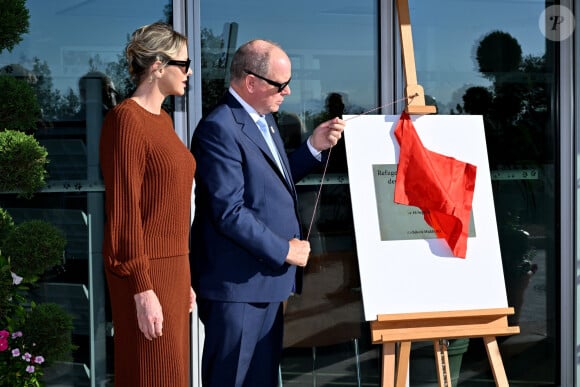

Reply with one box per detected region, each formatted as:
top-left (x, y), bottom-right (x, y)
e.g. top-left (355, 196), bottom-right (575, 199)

top-left (100, 106), bottom-right (153, 295)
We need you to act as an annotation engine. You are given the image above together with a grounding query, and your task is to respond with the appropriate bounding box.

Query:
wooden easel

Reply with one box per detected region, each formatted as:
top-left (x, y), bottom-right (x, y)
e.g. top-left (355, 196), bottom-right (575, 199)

top-left (396, 0), bottom-right (437, 115)
top-left (371, 4), bottom-right (517, 386)
top-left (371, 308), bottom-right (519, 387)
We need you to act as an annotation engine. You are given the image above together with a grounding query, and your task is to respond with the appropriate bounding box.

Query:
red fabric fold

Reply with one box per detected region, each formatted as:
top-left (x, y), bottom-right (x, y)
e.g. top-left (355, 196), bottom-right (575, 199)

top-left (393, 112), bottom-right (477, 258)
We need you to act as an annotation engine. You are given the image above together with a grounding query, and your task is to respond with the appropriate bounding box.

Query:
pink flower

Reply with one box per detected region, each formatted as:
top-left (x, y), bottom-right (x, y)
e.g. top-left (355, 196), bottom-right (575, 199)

top-left (26, 365), bottom-right (35, 373)
top-left (34, 355), bottom-right (45, 364)
top-left (0, 330), bottom-right (9, 340)
top-left (0, 338), bottom-right (7, 351)
top-left (12, 348), bottom-right (20, 357)
top-left (11, 331), bottom-right (22, 339)
top-left (22, 352), bottom-right (32, 362)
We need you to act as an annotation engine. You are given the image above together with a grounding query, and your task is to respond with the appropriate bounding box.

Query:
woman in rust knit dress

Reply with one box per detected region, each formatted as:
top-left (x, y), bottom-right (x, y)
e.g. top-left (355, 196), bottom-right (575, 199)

top-left (99, 22), bottom-right (195, 386)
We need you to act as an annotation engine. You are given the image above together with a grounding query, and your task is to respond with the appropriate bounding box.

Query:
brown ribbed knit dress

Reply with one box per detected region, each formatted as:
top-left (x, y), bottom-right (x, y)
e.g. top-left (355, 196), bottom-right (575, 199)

top-left (99, 98), bottom-right (195, 387)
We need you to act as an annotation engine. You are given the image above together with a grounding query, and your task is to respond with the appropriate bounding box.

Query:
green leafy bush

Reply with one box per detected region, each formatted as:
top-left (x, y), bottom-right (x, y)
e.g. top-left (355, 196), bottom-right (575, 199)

top-left (0, 0), bottom-right (30, 53)
top-left (0, 207), bottom-right (15, 243)
top-left (0, 262), bottom-right (13, 323)
top-left (22, 303), bottom-right (75, 367)
top-left (0, 75), bottom-right (41, 132)
top-left (2, 220), bottom-right (65, 282)
top-left (0, 130), bottom-right (48, 198)
top-left (0, 212), bottom-right (74, 386)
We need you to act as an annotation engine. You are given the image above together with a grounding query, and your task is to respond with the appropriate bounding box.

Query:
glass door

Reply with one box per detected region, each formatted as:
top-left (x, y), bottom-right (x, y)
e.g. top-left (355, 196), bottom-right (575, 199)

top-left (410, 1), bottom-right (559, 385)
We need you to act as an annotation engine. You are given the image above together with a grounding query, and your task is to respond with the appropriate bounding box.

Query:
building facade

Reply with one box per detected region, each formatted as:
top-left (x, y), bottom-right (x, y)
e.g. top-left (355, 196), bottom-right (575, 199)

top-left (0, 0), bottom-right (577, 386)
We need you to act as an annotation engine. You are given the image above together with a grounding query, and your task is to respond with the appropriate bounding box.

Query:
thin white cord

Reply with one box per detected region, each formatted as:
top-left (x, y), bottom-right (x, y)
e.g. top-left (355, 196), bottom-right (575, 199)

top-left (305, 94), bottom-right (419, 240)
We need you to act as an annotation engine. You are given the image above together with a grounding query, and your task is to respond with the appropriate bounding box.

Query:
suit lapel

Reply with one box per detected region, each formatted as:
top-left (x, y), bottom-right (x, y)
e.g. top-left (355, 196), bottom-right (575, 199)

top-left (231, 105), bottom-right (271, 160)
top-left (228, 99), bottom-right (294, 193)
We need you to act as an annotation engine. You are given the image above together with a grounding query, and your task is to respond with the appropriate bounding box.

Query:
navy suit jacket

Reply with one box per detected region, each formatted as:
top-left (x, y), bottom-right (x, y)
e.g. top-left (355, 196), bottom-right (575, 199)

top-left (190, 92), bottom-right (321, 303)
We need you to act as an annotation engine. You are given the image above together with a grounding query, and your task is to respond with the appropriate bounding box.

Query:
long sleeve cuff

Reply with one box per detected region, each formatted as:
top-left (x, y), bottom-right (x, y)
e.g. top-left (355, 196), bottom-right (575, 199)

top-left (307, 136), bottom-right (322, 161)
top-left (129, 269), bottom-right (153, 295)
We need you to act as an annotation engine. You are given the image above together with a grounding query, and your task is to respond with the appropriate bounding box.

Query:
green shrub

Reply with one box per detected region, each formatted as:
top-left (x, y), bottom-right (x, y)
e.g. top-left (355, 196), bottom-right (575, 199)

top-left (0, 0), bottom-right (30, 53)
top-left (0, 260), bottom-right (13, 323)
top-left (2, 220), bottom-right (65, 281)
top-left (22, 302), bottom-right (75, 367)
top-left (0, 207), bottom-right (14, 244)
top-left (0, 75), bottom-right (41, 132)
top-left (0, 129), bottom-right (48, 198)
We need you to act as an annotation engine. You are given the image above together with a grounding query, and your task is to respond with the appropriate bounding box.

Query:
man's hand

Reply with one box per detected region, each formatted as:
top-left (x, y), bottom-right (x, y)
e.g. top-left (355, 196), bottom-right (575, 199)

top-left (309, 117), bottom-right (346, 151)
top-left (134, 289), bottom-right (163, 340)
top-left (285, 238), bottom-right (311, 267)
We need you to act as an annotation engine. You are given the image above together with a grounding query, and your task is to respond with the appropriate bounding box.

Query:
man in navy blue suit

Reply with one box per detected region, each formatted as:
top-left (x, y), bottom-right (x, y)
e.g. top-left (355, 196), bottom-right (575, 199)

top-left (190, 39), bottom-right (345, 387)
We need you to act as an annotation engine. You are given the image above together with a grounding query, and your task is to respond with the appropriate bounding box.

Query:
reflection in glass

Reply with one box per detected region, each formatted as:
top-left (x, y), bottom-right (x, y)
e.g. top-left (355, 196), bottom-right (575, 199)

top-left (200, 1), bottom-right (379, 384)
top-left (412, 1), bottom-right (558, 385)
top-left (0, 1), bottom-right (173, 386)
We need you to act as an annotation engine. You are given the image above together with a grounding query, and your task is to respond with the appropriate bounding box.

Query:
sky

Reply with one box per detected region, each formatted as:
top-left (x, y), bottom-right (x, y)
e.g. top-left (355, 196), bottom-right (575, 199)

top-left (410, 0), bottom-right (548, 111)
top-left (0, 0), bottom-right (550, 115)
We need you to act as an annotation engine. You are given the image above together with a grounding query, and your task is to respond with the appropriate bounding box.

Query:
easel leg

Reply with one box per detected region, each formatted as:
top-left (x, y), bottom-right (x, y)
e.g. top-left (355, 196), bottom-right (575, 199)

top-left (483, 336), bottom-right (509, 387)
top-left (382, 342), bottom-right (396, 387)
top-left (433, 340), bottom-right (452, 387)
top-left (395, 341), bottom-right (411, 387)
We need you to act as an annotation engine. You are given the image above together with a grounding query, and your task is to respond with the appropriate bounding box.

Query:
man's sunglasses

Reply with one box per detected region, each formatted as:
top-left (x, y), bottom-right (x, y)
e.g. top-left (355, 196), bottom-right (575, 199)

top-left (167, 58), bottom-right (191, 72)
top-left (244, 69), bottom-right (291, 93)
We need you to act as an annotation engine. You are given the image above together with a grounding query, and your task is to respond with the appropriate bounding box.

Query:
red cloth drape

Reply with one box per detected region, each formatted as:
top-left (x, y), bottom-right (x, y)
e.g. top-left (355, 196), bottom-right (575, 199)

top-left (393, 112), bottom-right (477, 258)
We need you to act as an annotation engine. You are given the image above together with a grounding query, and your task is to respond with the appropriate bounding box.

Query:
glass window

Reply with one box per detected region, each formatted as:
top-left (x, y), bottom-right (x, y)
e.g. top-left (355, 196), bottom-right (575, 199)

top-left (199, 1), bottom-right (560, 386)
top-left (0, 2), bottom-right (174, 386)
top-left (410, 1), bottom-right (559, 385)
top-left (199, 1), bottom-right (380, 385)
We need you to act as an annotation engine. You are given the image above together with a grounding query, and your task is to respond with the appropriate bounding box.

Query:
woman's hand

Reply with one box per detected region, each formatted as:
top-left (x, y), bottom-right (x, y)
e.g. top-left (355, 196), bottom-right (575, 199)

top-left (134, 289), bottom-right (163, 340)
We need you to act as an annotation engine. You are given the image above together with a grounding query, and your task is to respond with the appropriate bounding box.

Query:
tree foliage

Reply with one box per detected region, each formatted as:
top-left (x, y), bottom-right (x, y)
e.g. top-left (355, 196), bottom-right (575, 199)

top-left (0, 75), bottom-right (41, 133)
top-left (461, 31), bottom-right (549, 168)
top-left (0, 0), bottom-right (30, 53)
top-left (476, 30), bottom-right (522, 76)
top-left (201, 27), bottom-right (229, 116)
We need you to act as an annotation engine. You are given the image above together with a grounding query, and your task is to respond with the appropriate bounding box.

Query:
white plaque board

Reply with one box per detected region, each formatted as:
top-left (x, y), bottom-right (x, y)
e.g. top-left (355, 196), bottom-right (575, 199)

top-left (343, 114), bottom-right (507, 321)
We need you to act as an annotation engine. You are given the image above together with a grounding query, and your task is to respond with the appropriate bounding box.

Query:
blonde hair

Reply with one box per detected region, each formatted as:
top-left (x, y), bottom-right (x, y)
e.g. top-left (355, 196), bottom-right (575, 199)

top-left (125, 22), bottom-right (188, 84)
